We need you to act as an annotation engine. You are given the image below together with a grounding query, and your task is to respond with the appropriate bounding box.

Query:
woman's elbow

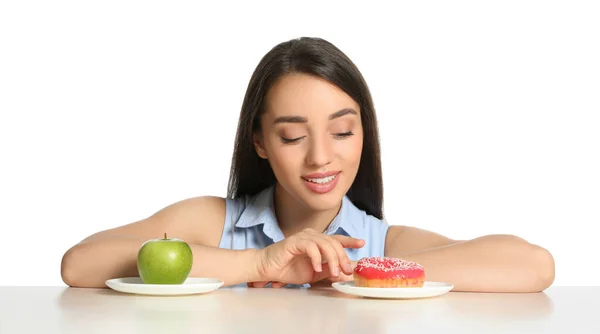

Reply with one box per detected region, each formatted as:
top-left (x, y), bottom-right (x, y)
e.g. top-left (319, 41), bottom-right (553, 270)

top-left (500, 235), bottom-right (555, 292)
top-left (529, 244), bottom-right (556, 292)
top-left (60, 245), bottom-right (89, 287)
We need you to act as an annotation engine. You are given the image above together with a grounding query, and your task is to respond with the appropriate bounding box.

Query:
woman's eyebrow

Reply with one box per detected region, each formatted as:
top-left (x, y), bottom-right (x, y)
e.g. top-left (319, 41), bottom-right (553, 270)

top-left (273, 115), bottom-right (307, 124)
top-left (273, 108), bottom-right (357, 124)
top-left (328, 108), bottom-right (357, 120)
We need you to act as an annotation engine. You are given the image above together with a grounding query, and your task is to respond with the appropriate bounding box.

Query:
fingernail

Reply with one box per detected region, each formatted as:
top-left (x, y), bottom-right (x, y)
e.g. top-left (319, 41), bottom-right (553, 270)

top-left (343, 263), bottom-right (352, 273)
top-left (316, 263), bottom-right (322, 272)
top-left (332, 266), bottom-right (339, 277)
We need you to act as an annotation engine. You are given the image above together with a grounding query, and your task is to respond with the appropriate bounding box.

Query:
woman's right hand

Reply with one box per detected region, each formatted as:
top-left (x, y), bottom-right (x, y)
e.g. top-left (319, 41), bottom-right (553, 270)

top-left (251, 228), bottom-right (365, 287)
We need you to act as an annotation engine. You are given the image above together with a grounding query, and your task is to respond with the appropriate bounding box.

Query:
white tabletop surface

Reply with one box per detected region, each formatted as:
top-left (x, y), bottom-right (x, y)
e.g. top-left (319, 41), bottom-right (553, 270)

top-left (1, 284), bottom-right (597, 334)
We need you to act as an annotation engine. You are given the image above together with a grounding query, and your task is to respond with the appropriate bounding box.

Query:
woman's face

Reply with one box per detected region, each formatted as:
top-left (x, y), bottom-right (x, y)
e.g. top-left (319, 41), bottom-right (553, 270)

top-left (254, 73), bottom-right (364, 211)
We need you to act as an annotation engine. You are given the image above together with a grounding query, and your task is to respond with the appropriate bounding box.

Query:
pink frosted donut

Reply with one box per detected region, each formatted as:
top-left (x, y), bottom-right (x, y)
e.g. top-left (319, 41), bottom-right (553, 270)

top-left (353, 256), bottom-right (425, 288)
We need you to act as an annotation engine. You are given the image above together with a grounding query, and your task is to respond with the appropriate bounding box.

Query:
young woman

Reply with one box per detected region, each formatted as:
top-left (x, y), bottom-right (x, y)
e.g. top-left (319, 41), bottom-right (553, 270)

top-left (60, 37), bottom-right (555, 292)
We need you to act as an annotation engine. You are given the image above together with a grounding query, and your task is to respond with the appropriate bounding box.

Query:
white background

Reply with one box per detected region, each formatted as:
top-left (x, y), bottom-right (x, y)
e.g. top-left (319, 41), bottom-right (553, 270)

top-left (1, 1), bottom-right (598, 286)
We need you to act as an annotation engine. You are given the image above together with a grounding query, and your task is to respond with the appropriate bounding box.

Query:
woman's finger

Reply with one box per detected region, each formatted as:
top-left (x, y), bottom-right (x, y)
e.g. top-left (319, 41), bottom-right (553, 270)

top-left (324, 236), bottom-right (354, 275)
top-left (295, 239), bottom-right (323, 272)
top-left (304, 231), bottom-right (353, 277)
top-left (330, 234), bottom-right (365, 249)
top-left (302, 235), bottom-right (340, 278)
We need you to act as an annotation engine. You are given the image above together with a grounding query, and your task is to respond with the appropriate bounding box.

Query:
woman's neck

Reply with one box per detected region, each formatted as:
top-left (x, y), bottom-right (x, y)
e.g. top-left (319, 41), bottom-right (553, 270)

top-left (273, 183), bottom-right (342, 238)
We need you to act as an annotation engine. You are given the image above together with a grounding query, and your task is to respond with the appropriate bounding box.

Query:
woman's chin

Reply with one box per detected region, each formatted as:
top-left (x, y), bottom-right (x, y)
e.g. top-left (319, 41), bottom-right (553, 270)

top-left (299, 187), bottom-right (347, 212)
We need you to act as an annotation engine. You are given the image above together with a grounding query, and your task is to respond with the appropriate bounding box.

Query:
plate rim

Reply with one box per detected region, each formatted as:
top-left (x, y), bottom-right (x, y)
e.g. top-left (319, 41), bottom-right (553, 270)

top-left (333, 280), bottom-right (454, 290)
top-left (331, 280), bottom-right (454, 299)
top-left (105, 276), bottom-right (225, 287)
top-left (104, 276), bottom-right (225, 295)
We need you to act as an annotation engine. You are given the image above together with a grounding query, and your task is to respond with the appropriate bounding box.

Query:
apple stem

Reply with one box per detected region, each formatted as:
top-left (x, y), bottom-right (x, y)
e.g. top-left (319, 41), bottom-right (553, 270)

top-left (164, 232), bottom-right (167, 239)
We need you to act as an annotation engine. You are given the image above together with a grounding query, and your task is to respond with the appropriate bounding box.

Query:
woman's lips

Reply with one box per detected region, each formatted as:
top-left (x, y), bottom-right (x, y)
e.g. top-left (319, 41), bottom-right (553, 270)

top-left (302, 171), bottom-right (341, 194)
top-left (302, 170), bottom-right (340, 178)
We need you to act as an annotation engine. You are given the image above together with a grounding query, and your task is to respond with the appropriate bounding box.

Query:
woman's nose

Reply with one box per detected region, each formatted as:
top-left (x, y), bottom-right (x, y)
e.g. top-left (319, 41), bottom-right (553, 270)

top-left (305, 135), bottom-right (332, 167)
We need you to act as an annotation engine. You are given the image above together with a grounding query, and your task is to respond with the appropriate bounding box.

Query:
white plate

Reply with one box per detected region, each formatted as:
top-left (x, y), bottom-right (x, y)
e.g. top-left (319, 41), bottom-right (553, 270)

top-left (105, 277), bottom-right (224, 296)
top-left (331, 281), bottom-right (453, 299)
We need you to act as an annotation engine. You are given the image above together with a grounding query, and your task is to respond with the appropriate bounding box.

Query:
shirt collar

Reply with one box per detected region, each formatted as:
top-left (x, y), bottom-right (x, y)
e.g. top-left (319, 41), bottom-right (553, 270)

top-left (234, 185), bottom-right (360, 242)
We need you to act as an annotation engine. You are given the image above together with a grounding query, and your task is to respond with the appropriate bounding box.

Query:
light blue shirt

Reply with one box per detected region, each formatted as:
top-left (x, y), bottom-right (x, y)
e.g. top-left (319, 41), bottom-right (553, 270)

top-left (218, 185), bottom-right (390, 287)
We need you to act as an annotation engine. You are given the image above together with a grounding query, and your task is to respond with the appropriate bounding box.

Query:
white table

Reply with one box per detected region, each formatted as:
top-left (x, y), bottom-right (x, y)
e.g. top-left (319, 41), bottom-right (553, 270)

top-left (1, 285), bottom-right (597, 333)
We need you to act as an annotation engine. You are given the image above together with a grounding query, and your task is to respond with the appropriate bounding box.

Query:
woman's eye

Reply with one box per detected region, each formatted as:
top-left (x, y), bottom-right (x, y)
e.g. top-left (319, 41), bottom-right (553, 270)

top-left (280, 136), bottom-right (304, 144)
top-left (334, 131), bottom-right (354, 139)
top-left (280, 132), bottom-right (353, 144)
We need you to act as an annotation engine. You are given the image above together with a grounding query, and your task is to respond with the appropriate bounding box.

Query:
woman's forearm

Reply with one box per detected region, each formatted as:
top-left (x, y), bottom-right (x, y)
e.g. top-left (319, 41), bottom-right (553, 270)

top-left (61, 235), bottom-right (262, 288)
top-left (397, 235), bottom-right (555, 293)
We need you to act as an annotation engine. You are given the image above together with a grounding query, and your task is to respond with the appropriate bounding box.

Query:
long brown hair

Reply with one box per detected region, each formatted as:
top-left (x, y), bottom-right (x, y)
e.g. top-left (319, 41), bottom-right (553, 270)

top-left (227, 37), bottom-right (384, 219)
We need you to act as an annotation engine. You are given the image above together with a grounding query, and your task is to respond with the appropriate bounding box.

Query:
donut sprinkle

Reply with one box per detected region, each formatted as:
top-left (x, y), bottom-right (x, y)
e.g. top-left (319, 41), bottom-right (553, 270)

top-left (355, 257), bottom-right (423, 272)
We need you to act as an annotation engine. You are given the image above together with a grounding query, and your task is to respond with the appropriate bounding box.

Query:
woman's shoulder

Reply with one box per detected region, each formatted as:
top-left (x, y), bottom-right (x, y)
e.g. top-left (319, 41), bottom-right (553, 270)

top-left (147, 192), bottom-right (258, 248)
top-left (145, 195), bottom-right (227, 247)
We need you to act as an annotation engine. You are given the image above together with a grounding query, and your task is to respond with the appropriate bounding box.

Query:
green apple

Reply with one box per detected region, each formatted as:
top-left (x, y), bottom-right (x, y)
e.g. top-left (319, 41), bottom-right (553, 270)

top-left (137, 233), bottom-right (193, 284)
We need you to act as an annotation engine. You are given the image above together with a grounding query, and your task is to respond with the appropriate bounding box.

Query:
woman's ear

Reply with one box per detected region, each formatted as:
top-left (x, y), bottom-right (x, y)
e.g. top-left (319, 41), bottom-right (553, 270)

top-left (253, 132), bottom-right (268, 159)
